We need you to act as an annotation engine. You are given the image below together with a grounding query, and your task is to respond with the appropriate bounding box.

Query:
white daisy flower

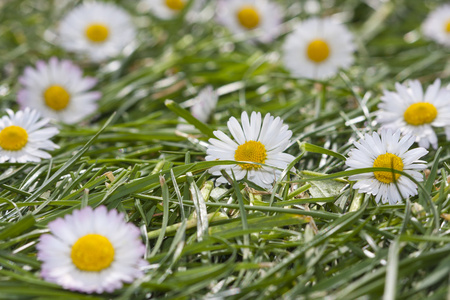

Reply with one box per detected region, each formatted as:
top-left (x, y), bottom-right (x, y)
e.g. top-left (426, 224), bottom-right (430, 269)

top-left (190, 86), bottom-right (218, 122)
top-left (145, 0), bottom-right (190, 19)
top-left (0, 108), bottom-right (59, 163)
top-left (376, 79), bottom-right (450, 149)
top-left (177, 85), bottom-right (218, 131)
top-left (206, 111), bottom-right (295, 189)
top-left (58, 2), bottom-right (136, 62)
top-left (282, 17), bottom-right (355, 80)
top-left (37, 206), bottom-right (147, 294)
top-left (216, 0), bottom-right (283, 43)
top-left (422, 4), bottom-right (450, 47)
top-left (345, 130), bottom-right (428, 205)
top-left (18, 57), bottom-right (101, 124)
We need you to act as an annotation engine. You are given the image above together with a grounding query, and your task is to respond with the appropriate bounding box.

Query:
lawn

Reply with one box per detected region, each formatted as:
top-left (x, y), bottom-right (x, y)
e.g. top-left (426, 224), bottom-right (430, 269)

top-left (0, 0), bottom-right (449, 299)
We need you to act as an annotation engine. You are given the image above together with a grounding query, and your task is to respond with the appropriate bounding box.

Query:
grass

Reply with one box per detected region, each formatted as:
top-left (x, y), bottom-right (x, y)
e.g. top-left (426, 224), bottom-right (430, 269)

top-left (0, 0), bottom-right (449, 299)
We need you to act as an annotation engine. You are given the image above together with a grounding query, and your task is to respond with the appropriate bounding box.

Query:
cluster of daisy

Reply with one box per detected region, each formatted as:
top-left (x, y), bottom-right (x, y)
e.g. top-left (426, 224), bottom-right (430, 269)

top-left (2, 0), bottom-right (450, 295)
top-left (0, 2), bottom-right (145, 295)
top-left (343, 78), bottom-right (450, 205)
top-left (200, 2), bottom-right (450, 205)
top-left (341, 4), bottom-right (450, 204)
top-left (0, 56), bottom-right (101, 164)
top-left (203, 112), bottom-right (431, 206)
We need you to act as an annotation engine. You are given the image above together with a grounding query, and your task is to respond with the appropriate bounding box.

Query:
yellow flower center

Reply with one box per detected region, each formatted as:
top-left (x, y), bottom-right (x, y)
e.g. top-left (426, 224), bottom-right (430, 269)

top-left (306, 39), bottom-right (330, 63)
top-left (0, 126), bottom-right (28, 151)
top-left (234, 140), bottom-right (267, 170)
top-left (43, 85), bottom-right (71, 111)
top-left (237, 5), bottom-right (260, 30)
top-left (85, 23), bottom-right (109, 43)
top-left (403, 102), bottom-right (438, 126)
top-left (71, 234), bottom-right (115, 272)
top-left (445, 20), bottom-right (450, 33)
top-left (165, 0), bottom-right (185, 10)
top-left (372, 153), bottom-right (404, 184)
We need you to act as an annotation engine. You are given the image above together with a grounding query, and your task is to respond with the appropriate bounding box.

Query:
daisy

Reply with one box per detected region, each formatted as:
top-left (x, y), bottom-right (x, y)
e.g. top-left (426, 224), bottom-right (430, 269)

top-left (190, 86), bottom-right (218, 122)
top-left (145, 0), bottom-right (189, 19)
top-left (0, 108), bottom-right (59, 163)
top-left (376, 79), bottom-right (450, 149)
top-left (422, 4), bottom-right (450, 47)
top-left (282, 17), bottom-right (355, 80)
top-left (177, 85), bottom-right (218, 131)
top-left (37, 206), bottom-right (147, 294)
top-left (206, 111), bottom-right (295, 189)
top-left (345, 130), bottom-right (428, 205)
top-left (216, 0), bottom-right (283, 43)
top-left (58, 2), bottom-right (136, 62)
top-left (18, 57), bottom-right (101, 124)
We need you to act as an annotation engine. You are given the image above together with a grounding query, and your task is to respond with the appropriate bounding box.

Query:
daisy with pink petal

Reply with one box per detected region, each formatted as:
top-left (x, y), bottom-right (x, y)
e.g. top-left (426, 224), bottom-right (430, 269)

top-left (37, 206), bottom-right (147, 294)
top-left (18, 57), bottom-right (101, 124)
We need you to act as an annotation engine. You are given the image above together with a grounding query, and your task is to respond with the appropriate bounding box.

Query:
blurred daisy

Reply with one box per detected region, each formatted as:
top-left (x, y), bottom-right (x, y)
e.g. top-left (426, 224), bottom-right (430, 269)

top-left (0, 108), bottom-right (59, 163)
top-left (18, 57), bottom-right (101, 124)
top-left (346, 130), bottom-right (428, 205)
top-left (58, 2), bottom-right (136, 62)
top-left (282, 17), bottom-right (355, 80)
top-left (206, 111), bottom-right (295, 189)
top-left (376, 79), bottom-right (450, 149)
top-left (422, 4), bottom-right (450, 47)
top-left (177, 85), bottom-right (218, 131)
top-left (216, 0), bottom-right (283, 43)
top-left (37, 206), bottom-right (147, 294)
top-left (146, 0), bottom-right (189, 19)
